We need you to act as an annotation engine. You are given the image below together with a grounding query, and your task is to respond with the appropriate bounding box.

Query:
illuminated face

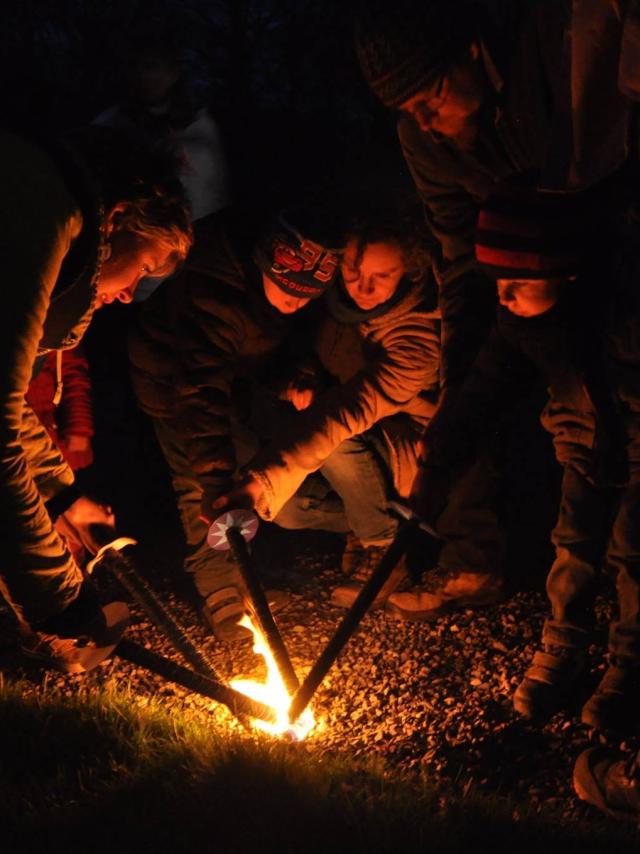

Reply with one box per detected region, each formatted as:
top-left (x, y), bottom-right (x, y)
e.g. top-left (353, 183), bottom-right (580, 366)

top-left (496, 278), bottom-right (561, 317)
top-left (341, 239), bottom-right (406, 311)
top-left (262, 274), bottom-right (311, 314)
top-left (399, 44), bottom-right (486, 141)
top-left (96, 233), bottom-right (174, 307)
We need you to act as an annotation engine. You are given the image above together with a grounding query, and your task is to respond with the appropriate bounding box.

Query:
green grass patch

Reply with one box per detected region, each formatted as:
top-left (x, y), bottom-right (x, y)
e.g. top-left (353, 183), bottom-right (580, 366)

top-left (0, 678), bottom-right (636, 854)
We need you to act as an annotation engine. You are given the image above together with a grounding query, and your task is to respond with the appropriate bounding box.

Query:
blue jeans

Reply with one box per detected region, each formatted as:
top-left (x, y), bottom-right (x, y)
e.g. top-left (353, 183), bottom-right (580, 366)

top-left (274, 431), bottom-right (398, 546)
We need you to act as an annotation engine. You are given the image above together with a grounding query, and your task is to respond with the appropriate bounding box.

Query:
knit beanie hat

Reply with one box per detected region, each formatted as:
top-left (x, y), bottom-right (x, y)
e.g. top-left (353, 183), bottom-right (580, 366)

top-left (254, 211), bottom-right (341, 299)
top-left (475, 193), bottom-right (586, 281)
top-left (355, 0), bottom-right (477, 108)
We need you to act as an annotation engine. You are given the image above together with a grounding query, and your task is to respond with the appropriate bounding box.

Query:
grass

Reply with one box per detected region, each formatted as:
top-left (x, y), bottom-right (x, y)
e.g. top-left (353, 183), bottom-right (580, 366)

top-left (0, 677), bottom-right (637, 854)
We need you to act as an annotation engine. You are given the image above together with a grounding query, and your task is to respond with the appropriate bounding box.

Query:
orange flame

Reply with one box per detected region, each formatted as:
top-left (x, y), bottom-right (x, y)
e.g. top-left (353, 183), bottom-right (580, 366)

top-left (230, 614), bottom-right (316, 739)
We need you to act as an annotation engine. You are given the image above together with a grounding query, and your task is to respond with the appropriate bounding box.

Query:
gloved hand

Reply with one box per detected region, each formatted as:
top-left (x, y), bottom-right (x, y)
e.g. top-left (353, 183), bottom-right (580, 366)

top-left (55, 496), bottom-right (116, 565)
top-left (200, 477), bottom-right (264, 525)
top-left (59, 434), bottom-right (94, 471)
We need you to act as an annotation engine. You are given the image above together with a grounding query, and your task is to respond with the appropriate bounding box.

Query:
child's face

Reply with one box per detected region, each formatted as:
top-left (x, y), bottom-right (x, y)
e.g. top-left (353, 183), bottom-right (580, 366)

top-left (496, 278), bottom-right (560, 317)
top-left (341, 240), bottom-right (406, 311)
top-left (262, 274), bottom-right (311, 314)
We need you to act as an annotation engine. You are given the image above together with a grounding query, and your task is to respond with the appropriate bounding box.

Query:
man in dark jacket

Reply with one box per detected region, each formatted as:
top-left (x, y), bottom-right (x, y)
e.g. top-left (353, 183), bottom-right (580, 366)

top-left (1, 127), bottom-right (192, 673)
top-left (355, 0), bottom-right (640, 613)
top-left (129, 208), bottom-right (340, 641)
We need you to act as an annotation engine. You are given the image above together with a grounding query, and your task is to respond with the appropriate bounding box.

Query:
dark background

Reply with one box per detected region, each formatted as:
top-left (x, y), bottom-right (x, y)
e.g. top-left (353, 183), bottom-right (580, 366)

top-left (1, 0), bottom-right (410, 204)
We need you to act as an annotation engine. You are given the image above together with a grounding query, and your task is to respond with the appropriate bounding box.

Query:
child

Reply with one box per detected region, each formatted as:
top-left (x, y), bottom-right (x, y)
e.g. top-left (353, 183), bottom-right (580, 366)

top-left (418, 192), bottom-right (640, 730)
top-left (215, 206), bottom-right (443, 610)
top-left (129, 207), bottom-right (341, 640)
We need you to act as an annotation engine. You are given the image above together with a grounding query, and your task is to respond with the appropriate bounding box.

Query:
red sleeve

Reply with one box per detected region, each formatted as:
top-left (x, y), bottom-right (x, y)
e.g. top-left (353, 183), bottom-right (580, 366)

top-left (57, 345), bottom-right (94, 437)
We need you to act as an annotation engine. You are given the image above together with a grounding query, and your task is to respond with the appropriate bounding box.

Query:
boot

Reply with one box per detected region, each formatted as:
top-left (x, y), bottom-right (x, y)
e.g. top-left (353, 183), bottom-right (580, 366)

top-left (574, 747), bottom-right (640, 821)
top-left (21, 584), bottom-right (129, 674)
top-left (201, 586), bottom-right (288, 643)
top-left (513, 644), bottom-right (587, 720)
top-left (581, 659), bottom-right (640, 732)
top-left (341, 532), bottom-right (365, 576)
top-left (385, 567), bottom-right (502, 622)
top-left (331, 545), bottom-right (407, 610)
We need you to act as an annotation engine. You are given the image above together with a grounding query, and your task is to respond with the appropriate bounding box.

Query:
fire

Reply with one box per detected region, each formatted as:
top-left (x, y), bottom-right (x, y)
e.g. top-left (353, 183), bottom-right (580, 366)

top-left (230, 614), bottom-right (316, 739)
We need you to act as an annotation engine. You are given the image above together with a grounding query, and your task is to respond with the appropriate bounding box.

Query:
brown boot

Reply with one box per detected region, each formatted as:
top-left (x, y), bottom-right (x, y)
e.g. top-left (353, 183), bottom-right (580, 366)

top-left (385, 567), bottom-right (503, 622)
top-left (341, 532), bottom-right (365, 575)
top-left (331, 545), bottom-right (407, 610)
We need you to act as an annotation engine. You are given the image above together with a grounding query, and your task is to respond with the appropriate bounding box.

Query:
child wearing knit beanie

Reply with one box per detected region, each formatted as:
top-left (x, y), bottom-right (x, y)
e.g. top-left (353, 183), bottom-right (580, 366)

top-left (420, 190), bottom-right (640, 732)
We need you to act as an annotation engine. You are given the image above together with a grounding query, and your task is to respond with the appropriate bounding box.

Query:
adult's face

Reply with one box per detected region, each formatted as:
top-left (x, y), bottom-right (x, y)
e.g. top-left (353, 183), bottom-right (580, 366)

top-left (398, 44), bottom-right (487, 142)
top-left (496, 279), bottom-right (560, 317)
top-left (261, 274), bottom-right (311, 314)
top-left (131, 54), bottom-right (180, 107)
top-left (96, 232), bottom-right (174, 307)
top-left (341, 239), bottom-right (406, 311)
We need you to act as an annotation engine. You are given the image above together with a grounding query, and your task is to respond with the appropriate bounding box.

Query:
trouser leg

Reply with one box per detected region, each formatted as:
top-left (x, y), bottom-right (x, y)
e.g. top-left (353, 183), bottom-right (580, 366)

top-left (274, 473), bottom-right (351, 534)
top-left (607, 481), bottom-right (640, 661)
top-left (544, 466), bottom-right (611, 649)
top-left (275, 432), bottom-right (397, 544)
top-left (436, 452), bottom-right (505, 575)
top-left (152, 418), bottom-right (239, 599)
top-left (317, 433), bottom-right (397, 545)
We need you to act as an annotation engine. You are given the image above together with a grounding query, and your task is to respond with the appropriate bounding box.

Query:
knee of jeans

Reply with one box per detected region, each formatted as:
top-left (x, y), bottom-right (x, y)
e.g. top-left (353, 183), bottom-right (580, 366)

top-left (320, 436), bottom-right (366, 467)
top-left (546, 556), bottom-right (596, 604)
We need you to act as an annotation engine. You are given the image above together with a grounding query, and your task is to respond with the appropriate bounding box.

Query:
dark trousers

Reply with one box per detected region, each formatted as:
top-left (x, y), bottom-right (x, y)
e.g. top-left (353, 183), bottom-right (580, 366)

top-left (544, 466), bottom-right (640, 661)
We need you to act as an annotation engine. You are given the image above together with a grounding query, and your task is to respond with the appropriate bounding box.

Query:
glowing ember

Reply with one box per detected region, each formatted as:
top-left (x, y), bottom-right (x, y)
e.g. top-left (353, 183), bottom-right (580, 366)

top-left (231, 615), bottom-right (316, 739)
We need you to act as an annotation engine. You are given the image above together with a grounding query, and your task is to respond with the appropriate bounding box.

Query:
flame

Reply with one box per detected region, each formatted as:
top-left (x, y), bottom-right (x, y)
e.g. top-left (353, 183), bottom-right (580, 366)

top-left (230, 614), bottom-right (316, 739)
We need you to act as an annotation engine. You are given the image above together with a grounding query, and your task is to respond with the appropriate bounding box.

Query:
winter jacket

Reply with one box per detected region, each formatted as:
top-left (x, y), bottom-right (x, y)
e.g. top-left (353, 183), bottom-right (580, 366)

top-left (424, 272), bottom-right (640, 489)
top-left (399, 0), bottom-right (640, 389)
top-left (247, 276), bottom-right (441, 521)
top-left (0, 131), bottom-right (103, 622)
top-left (128, 210), bottom-right (310, 504)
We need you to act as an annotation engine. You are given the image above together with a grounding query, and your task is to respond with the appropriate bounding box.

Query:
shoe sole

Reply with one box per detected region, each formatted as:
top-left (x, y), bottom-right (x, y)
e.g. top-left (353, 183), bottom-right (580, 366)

top-left (512, 684), bottom-right (562, 721)
top-left (573, 748), bottom-right (639, 822)
top-left (385, 593), bottom-right (504, 622)
top-left (23, 602), bottom-right (130, 674)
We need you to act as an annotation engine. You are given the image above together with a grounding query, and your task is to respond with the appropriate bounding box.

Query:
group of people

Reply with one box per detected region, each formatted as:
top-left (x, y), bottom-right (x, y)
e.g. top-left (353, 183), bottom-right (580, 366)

top-left (4, 0), bottom-right (640, 821)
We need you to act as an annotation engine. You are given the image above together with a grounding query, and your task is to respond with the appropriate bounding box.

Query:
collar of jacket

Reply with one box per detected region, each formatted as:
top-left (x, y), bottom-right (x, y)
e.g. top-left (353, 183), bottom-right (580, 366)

top-left (326, 273), bottom-right (439, 326)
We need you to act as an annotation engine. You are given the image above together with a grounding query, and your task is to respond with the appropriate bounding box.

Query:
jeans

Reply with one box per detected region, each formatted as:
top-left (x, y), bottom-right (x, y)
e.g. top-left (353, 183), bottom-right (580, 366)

top-left (544, 465), bottom-right (640, 660)
top-left (274, 431), bottom-right (398, 546)
top-left (152, 418), bottom-right (240, 599)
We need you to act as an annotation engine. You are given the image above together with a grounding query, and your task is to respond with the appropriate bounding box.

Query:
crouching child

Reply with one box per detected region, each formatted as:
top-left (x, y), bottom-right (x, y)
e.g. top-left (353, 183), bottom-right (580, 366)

top-left (420, 192), bottom-right (640, 731)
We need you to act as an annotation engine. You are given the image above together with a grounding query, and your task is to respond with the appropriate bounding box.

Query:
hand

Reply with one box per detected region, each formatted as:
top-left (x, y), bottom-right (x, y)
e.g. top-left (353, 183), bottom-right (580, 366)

top-left (60, 435), bottom-right (94, 471)
top-left (282, 382), bottom-right (314, 411)
top-left (55, 496), bottom-right (116, 555)
top-left (200, 477), bottom-right (264, 525)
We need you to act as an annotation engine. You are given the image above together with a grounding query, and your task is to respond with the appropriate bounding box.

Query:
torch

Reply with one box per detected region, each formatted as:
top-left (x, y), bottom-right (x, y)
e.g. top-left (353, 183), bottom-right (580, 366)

top-left (86, 525), bottom-right (277, 725)
top-left (287, 501), bottom-right (441, 724)
top-left (208, 509), bottom-right (300, 695)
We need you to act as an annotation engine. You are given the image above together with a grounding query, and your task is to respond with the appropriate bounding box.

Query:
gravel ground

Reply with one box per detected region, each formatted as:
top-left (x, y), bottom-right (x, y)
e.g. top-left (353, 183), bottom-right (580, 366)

top-left (1, 525), bottom-right (635, 826)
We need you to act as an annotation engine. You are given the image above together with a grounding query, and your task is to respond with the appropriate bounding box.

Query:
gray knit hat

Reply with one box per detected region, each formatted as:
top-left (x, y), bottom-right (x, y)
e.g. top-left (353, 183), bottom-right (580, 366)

top-left (355, 0), bottom-right (477, 108)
